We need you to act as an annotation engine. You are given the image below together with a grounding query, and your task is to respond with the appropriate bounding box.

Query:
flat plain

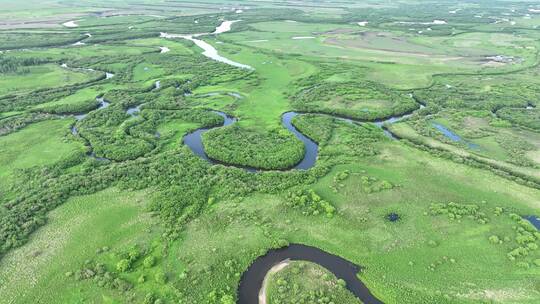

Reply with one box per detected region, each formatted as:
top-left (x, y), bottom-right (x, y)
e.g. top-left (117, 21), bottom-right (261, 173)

top-left (0, 1), bottom-right (539, 304)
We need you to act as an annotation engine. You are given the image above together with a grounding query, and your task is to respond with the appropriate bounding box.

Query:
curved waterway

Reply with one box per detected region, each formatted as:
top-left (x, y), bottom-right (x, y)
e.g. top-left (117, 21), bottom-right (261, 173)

top-left (163, 20), bottom-right (424, 171)
top-left (374, 102), bottom-right (425, 139)
top-left (183, 111), bottom-right (239, 165)
top-left (432, 123), bottom-right (479, 149)
top-left (160, 20), bottom-right (254, 70)
top-left (60, 63), bottom-right (115, 79)
top-left (183, 111), bottom-right (317, 172)
top-left (237, 244), bottom-right (383, 304)
top-left (70, 97), bottom-right (110, 161)
top-left (71, 97), bottom-right (110, 134)
top-left (72, 33), bottom-right (92, 46)
top-left (183, 105), bottom-right (423, 172)
top-left (70, 79), bottom-right (162, 161)
top-left (126, 81), bottom-right (160, 116)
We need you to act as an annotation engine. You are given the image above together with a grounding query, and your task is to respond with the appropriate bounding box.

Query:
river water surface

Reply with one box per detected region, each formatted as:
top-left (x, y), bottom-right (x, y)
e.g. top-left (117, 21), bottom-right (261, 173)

top-left (432, 123), bottom-right (479, 149)
top-left (160, 20), bottom-right (254, 70)
top-left (525, 215), bottom-right (540, 230)
top-left (183, 111), bottom-right (237, 163)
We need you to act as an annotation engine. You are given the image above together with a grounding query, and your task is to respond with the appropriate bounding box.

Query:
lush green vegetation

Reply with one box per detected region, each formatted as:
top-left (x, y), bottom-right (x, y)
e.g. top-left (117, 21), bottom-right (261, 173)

top-left (292, 77), bottom-right (418, 120)
top-left (266, 261), bottom-right (362, 304)
top-left (0, 119), bottom-right (84, 190)
top-left (0, 55), bottom-right (47, 73)
top-left (0, 187), bottom-right (158, 303)
top-left (497, 108), bottom-right (540, 131)
top-left (203, 125), bottom-right (305, 170)
top-left (0, 1), bottom-right (539, 303)
top-left (0, 63), bottom-right (99, 96)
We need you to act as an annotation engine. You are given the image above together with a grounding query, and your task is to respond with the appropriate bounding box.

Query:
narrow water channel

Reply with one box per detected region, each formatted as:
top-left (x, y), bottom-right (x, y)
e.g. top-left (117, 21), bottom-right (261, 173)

top-left (71, 97), bottom-right (110, 135)
top-left (183, 111), bottom-right (238, 164)
top-left (374, 103), bottom-right (425, 139)
top-left (60, 63), bottom-right (115, 80)
top-left (432, 123), bottom-right (479, 149)
top-left (525, 215), bottom-right (540, 230)
top-left (70, 97), bottom-right (110, 161)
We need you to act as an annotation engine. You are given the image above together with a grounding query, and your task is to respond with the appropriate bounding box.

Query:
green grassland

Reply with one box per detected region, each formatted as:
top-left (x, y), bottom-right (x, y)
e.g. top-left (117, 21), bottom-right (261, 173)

top-left (164, 140), bottom-right (539, 303)
top-left (33, 86), bottom-right (103, 111)
top-left (0, 188), bottom-right (158, 304)
top-left (0, 119), bottom-right (84, 189)
top-left (387, 122), bottom-right (540, 181)
top-left (0, 63), bottom-right (98, 96)
top-left (404, 109), bottom-right (540, 169)
top-left (224, 19), bottom-right (539, 89)
top-left (0, 1), bottom-right (539, 304)
top-left (10, 43), bottom-right (156, 61)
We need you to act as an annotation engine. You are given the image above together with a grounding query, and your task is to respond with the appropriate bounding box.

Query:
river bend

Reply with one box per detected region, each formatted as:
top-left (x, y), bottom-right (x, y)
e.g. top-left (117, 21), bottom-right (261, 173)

top-left (237, 244), bottom-right (383, 304)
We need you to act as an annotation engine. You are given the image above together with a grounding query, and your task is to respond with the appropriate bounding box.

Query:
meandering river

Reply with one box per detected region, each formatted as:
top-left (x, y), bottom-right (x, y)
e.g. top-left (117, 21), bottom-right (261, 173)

top-left (41, 18), bottom-right (535, 304)
top-left (70, 97), bottom-right (111, 161)
top-left (55, 20), bottom-right (422, 302)
top-left (165, 22), bottom-right (424, 171)
top-left (182, 106), bottom-right (424, 172)
top-left (182, 111), bottom-right (318, 172)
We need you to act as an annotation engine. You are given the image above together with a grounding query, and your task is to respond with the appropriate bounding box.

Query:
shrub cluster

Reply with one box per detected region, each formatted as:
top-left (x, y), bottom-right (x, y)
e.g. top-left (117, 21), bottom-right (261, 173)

top-left (506, 213), bottom-right (540, 265)
top-left (359, 175), bottom-right (394, 194)
top-left (73, 261), bottom-right (133, 293)
top-left (0, 56), bottom-right (48, 74)
top-left (429, 202), bottom-right (488, 224)
top-left (286, 189), bottom-right (336, 217)
top-left (203, 125), bottom-right (305, 170)
top-left (267, 261), bottom-right (358, 304)
top-left (292, 81), bottom-right (418, 121)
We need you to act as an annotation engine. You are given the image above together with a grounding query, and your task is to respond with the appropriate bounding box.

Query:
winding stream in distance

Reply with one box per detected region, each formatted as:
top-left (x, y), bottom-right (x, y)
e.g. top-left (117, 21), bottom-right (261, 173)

top-left (165, 20), bottom-right (424, 172)
top-left (60, 63), bottom-right (115, 79)
top-left (160, 20), bottom-right (254, 70)
top-left (64, 21), bottom-right (425, 172)
top-left (59, 62), bottom-right (115, 161)
top-left (237, 244), bottom-right (383, 304)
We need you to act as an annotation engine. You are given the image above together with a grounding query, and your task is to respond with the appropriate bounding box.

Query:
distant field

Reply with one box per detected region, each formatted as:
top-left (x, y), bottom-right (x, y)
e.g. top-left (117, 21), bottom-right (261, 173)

top-left (227, 20), bottom-right (538, 88)
top-left (0, 64), bottom-right (98, 96)
top-left (34, 87), bottom-right (102, 110)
